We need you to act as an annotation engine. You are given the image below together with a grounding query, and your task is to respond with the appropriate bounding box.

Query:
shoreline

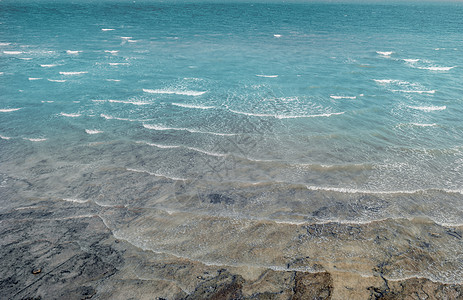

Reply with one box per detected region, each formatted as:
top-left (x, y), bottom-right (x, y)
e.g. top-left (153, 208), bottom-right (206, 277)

top-left (2, 195), bottom-right (463, 299)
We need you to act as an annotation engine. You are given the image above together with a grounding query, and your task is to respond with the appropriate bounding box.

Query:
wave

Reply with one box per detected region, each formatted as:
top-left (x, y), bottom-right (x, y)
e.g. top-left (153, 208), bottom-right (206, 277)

top-left (142, 124), bottom-right (236, 136)
top-left (0, 108), bottom-right (21, 112)
top-left (374, 79), bottom-right (409, 84)
top-left (40, 64), bottom-right (57, 68)
top-left (28, 77), bottom-right (42, 80)
top-left (48, 79), bottom-right (66, 82)
top-left (100, 113), bottom-right (138, 122)
top-left (24, 138), bottom-right (47, 142)
top-left (392, 90), bottom-right (435, 94)
top-left (273, 34), bottom-right (282, 38)
top-left (107, 99), bottom-right (149, 105)
top-left (120, 37), bottom-right (132, 40)
top-left (137, 141), bottom-right (181, 149)
top-left (62, 198), bottom-right (89, 203)
top-left (19, 57), bottom-right (32, 60)
top-left (185, 146), bottom-right (227, 157)
top-left (0, 135), bottom-right (11, 140)
top-left (256, 74), bottom-right (278, 78)
top-left (66, 50), bottom-right (81, 55)
top-left (229, 109), bottom-right (344, 119)
top-left (59, 71), bottom-right (88, 75)
top-left (171, 103), bottom-right (215, 110)
top-left (183, 77), bottom-right (203, 81)
top-left (101, 28), bottom-right (115, 31)
top-left (106, 79), bottom-right (121, 82)
top-left (330, 95), bottom-right (356, 99)
top-left (417, 66), bottom-right (455, 71)
top-left (408, 105), bottom-right (446, 112)
top-left (60, 112), bottom-right (81, 117)
top-left (104, 50), bottom-right (119, 54)
top-left (3, 51), bottom-right (22, 55)
top-left (85, 129), bottom-right (103, 134)
top-left (143, 88), bottom-right (206, 96)
top-left (376, 51), bottom-right (394, 56)
top-left (126, 168), bottom-right (186, 181)
top-left (409, 123), bottom-right (438, 127)
top-left (109, 62), bottom-right (128, 66)
top-left (305, 185), bottom-right (463, 195)
top-left (41, 101), bottom-right (54, 103)
top-left (403, 59), bottom-right (420, 62)
top-left (0, 42), bottom-right (11, 46)
top-left (294, 163), bottom-right (374, 171)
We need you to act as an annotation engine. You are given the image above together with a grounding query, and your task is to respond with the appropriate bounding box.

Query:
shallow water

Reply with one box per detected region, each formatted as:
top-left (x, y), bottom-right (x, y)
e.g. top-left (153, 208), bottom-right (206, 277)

top-left (1, 0), bottom-right (463, 287)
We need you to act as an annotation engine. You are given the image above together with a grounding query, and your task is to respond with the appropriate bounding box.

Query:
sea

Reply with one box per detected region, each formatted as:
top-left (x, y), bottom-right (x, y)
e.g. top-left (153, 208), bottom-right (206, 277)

top-left (1, 0), bottom-right (463, 288)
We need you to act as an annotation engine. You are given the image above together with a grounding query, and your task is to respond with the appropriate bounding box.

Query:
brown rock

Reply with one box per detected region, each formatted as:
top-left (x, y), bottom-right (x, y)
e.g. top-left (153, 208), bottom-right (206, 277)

top-left (368, 277), bottom-right (463, 300)
top-left (292, 271), bottom-right (333, 300)
top-left (184, 271), bottom-right (245, 300)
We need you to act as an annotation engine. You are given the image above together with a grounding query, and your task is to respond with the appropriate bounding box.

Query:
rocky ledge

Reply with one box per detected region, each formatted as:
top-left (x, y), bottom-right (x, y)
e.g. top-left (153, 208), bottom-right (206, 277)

top-left (1, 197), bottom-right (463, 300)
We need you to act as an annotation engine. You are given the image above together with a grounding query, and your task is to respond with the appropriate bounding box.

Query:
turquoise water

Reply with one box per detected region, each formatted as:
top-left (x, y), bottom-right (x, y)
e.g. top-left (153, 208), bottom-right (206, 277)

top-left (2, 1), bottom-right (463, 282)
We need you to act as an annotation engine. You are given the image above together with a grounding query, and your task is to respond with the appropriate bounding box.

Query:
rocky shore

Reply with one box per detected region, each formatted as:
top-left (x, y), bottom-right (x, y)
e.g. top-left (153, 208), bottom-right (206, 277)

top-left (2, 193), bottom-right (463, 300)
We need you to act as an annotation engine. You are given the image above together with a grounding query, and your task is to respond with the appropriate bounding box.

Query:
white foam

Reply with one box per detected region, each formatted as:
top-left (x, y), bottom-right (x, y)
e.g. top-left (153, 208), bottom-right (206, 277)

top-left (127, 40), bottom-right (137, 43)
top-left (410, 123), bottom-right (438, 127)
top-left (306, 185), bottom-right (463, 196)
top-left (126, 168), bottom-right (186, 181)
top-left (28, 77), bottom-right (42, 81)
top-left (100, 113), bottom-right (137, 122)
top-left (85, 129), bottom-right (103, 134)
top-left (109, 62), bottom-right (128, 66)
top-left (109, 99), bottom-right (149, 105)
top-left (59, 71), bottom-right (88, 75)
top-left (273, 34), bottom-right (282, 38)
top-left (376, 51), bottom-right (394, 56)
top-left (256, 75), bottom-right (278, 78)
top-left (392, 90), bottom-right (436, 94)
top-left (186, 147), bottom-right (227, 157)
top-left (403, 59), bottom-right (420, 62)
top-left (62, 198), bottom-right (89, 203)
top-left (0, 108), bottom-right (21, 112)
top-left (417, 66), bottom-right (455, 71)
top-left (101, 28), bottom-right (115, 31)
top-left (3, 51), bottom-right (22, 55)
top-left (40, 64), bottom-right (57, 68)
top-left (171, 103), bottom-right (214, 110)
top-left (143, 88), bottom-right (206, 96)
top-left (120, 37), bottom-right (132, 40)
top-left (183, 77), bottom-right (202, 81)
top-left (229, 109), bottom-right (344, 119)
top-left (106, 79), bottom-right (121, 82)
top-left (19, 58), bottom-right (32, 60)
top-left (0, 135), bottom-right (11, 140)
top-left (104, 50), bottom-right (119, 54)
top-left (142, 124), bottom-right (236, 136)
top-left (137, 141), bottom-right (180, 149)
top-left (373, 79), bottom-right (409, 84)
top-left (330, 95), bottom-right (356, 99)
top-left (24, 138), bottom-right (47, 142)
top-left (48, 79), bottom-right (66, 82)
top-left (408, 105), bottom-right (446, 112)
top-left (0, 72), bottom-right (3, 75)
top-left (66, 50), bottom-right (81, 55)
top-left (0, 42), bottom-right (11, 46)
top-left (41, 101), bottom-right (54, 103)
top-left (60, 112), bottom-right (81, 117)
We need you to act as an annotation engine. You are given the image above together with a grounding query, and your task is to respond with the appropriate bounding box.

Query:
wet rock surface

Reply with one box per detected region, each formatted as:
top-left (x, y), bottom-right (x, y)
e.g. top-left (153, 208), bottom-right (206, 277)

top-left (368, 277), bottom-right (463, 300)
top-left (1, 195), bottom-right (463, 300)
